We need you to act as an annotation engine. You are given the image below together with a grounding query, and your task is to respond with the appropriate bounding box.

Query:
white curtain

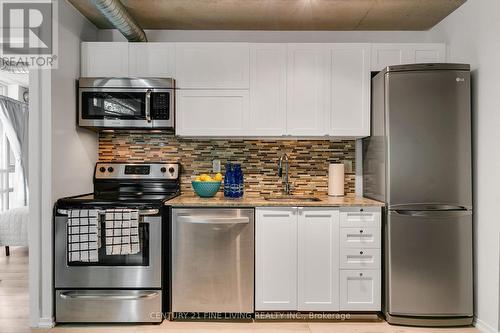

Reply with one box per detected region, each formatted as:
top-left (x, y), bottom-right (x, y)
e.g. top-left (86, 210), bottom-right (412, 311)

top-left (0, 96), bottom-right (28, 207)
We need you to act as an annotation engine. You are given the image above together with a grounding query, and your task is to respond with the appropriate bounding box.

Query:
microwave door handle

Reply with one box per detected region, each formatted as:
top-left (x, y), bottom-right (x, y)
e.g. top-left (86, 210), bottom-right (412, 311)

top-left (145, 89), bottom-right (152, 123)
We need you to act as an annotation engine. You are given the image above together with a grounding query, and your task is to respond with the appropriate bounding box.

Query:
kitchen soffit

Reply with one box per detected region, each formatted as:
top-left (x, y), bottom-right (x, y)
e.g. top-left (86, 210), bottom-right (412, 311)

top-left (68, 0), bottom-right (466, 31)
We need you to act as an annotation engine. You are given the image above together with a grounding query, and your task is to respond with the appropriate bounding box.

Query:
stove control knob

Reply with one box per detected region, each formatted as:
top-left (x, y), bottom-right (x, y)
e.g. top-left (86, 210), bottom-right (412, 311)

top-left (160, 167), bottom-right (167, 173)
top-left (107, 167), bottom-right (114, 173)
top-left (99, 167), bottom-right (106, 173)
top-left (168, 167), bottom-right (175, 174)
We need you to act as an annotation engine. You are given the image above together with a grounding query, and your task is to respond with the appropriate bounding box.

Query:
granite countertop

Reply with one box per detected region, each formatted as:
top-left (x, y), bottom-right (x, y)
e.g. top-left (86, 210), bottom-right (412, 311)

top-left (166, 193), bottom-right (384, 207)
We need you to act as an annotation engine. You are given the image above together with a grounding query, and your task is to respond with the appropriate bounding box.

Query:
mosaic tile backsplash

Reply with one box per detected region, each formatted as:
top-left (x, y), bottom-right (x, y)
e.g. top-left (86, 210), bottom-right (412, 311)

top-left (99, 133), bottom-right (356, 196)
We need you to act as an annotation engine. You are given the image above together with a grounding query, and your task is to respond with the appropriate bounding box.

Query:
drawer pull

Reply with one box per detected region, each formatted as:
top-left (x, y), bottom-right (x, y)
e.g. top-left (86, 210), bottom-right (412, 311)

top-left (359, 272), bottom-right (363, 277)
top-left (360, 251), bottom-right (364, 255)
top-left (360, 208), bottom-right (364, 212)
top-left (359, 230), bottom-right (363, 233)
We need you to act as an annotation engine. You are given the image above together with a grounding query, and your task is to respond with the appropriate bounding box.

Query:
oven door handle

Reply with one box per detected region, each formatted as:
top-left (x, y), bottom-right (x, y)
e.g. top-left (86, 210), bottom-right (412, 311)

top-left (56, 208), bottom-right (159, 216)
top-left (59, 291), bottom-right (160, 300)
top-left (145, 89), bottom-right (152, 123)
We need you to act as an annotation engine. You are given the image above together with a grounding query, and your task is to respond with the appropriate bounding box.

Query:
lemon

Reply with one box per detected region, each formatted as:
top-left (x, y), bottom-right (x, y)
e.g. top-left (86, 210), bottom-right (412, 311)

top-left (214, 173), bottom-right (223, 181)
top-left (195, 176), bottom-right (202, 182)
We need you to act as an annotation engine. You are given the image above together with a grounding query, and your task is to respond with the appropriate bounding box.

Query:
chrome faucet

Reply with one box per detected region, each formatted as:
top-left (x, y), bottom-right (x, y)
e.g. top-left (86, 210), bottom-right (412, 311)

top-left (278, 153), bottom-right (291, 195)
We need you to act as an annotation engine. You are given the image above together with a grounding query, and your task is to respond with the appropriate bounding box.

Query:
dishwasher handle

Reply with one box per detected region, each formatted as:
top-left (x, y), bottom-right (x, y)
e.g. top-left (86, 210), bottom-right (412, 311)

top-left (177, 215), bottom-right (250, 224)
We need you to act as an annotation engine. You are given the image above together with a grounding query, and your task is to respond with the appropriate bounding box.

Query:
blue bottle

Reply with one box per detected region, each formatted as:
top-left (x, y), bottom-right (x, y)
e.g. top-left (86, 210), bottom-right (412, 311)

top-left (233, 164), bottom-right (244, 198)
top-left (230, 164), bottom-right (240, 198)
top-left (224, 163), bottom-right (232, 198)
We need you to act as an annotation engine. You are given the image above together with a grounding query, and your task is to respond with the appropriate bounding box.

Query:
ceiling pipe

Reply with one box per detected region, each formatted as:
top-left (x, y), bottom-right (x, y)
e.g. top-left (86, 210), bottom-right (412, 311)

top-left (91, 0), bottom-right (147, 42)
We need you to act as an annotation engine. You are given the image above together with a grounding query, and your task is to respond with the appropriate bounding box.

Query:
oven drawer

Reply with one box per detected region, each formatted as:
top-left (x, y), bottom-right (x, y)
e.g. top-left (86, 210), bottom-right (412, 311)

top-left (55, 289), bottom-right (162, 323)
top-left (340, 227), bottom-right (381, 248)
top-left (340, 248), bottom-right (381, 269)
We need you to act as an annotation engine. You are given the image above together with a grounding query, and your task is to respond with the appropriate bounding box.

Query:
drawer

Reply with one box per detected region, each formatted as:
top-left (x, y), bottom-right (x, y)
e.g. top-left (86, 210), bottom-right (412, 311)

top-left (340, 208), bottom-right (381, 227)
top-left (340, 248), bottom-right (381, 269)
top-left (55, 289), bottom-right (162, 323)
top-left (340, 227), bottom-right (381, 248)
top-left (340, 270), bottom-right (381, 311)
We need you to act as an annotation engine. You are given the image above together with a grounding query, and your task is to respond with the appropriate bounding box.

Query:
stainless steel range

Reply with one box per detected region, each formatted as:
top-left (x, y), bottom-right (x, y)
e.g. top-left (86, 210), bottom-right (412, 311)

top-left (54, 162), bottom-right (180, 323)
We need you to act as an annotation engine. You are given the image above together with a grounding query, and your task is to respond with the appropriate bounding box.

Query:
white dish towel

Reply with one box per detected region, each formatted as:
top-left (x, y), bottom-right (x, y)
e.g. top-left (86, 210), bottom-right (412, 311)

top-left (104, 208), bottom-right (140, 255)
top-left (67, 209), bottom-right (100, 262)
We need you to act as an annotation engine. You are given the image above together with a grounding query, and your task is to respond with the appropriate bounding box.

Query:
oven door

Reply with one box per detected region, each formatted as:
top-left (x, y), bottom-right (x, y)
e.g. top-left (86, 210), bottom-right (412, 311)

top-left (78, 88), bottom-right (174, 129)
top-left (54, 209), bottom-right (162, 288)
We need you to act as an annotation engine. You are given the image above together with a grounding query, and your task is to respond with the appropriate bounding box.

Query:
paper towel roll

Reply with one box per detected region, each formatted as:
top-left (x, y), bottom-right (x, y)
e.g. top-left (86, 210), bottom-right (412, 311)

top-left (328, 163), bottom-right (345, 197)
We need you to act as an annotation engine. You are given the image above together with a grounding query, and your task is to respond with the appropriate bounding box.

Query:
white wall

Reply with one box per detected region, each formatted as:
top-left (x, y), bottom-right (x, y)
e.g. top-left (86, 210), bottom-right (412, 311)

top-left (29, 0), bottom-right (98, 327)
top-left (98, 29), bottom-right (443, 43)
top-left (431, 1), bottom-right (500, 332)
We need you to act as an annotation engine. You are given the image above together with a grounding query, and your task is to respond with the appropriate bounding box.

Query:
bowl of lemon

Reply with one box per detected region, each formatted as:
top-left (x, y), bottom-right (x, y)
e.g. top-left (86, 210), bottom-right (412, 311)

top-left (192, 173), bottom-right (223, 198)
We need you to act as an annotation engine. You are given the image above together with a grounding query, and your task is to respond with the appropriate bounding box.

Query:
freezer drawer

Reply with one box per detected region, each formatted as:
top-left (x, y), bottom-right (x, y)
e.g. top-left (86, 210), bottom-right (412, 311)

top-left (55, 289), bottom-right (162, 323)
top-left (387, 209), bottom-right (473, 316)
top-left (172, 208), bottom-right (254, 313)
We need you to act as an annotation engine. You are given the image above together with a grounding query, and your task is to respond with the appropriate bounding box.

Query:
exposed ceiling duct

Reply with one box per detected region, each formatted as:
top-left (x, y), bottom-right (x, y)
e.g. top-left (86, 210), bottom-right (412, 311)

top-left (91, 0), bottom-right (147, 42)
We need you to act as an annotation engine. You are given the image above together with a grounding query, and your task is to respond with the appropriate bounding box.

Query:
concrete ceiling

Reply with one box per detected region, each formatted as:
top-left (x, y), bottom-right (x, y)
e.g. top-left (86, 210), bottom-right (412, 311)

top-left (69, 0), bottom-right (466, 31)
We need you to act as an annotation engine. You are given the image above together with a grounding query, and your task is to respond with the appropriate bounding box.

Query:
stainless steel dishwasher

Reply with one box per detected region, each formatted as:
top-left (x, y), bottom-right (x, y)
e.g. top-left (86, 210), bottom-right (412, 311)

top-left (171, 208), bottom-right (254, 314)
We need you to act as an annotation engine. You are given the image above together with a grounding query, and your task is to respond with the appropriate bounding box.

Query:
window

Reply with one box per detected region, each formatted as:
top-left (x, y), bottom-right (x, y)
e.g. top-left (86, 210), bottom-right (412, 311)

top-left (0, 120), bottom-right (15, 212)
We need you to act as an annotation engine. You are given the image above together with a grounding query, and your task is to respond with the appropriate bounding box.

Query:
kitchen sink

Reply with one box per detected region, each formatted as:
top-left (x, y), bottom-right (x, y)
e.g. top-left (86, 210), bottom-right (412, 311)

top-left (264, 195), bottom-right (322, 202)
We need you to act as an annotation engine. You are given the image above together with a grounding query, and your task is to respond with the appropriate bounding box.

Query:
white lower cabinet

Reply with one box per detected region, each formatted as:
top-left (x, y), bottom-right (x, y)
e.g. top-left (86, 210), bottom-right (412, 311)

top-left (255, 208), bottom-right (298, 310)
top-left (256, 206), bottom-right (381, 313)
top-left (298, 208), bottom-right (340, 311)
top-left (340, 270), bottom-right (381, 311)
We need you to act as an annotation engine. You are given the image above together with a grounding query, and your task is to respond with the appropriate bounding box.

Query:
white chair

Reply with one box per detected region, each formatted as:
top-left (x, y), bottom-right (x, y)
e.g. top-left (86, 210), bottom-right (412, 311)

top-left (0, 206), bottom-right (28, 256)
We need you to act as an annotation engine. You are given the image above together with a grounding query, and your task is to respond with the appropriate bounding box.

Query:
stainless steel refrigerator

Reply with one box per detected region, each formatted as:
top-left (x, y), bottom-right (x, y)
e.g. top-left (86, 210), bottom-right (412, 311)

top-left (363, 63), bottom-right (473, 326)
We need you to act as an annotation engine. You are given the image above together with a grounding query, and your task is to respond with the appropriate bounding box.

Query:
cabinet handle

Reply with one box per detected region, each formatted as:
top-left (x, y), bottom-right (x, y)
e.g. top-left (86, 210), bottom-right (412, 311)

top-left (359, 230), bottom-right (364, 234)
top-left (360, 208), bottom-right (364, 212)
top-left (359, 272), bottom-right (363, 277)
top-left (360, 251), bottom-right (364, 255)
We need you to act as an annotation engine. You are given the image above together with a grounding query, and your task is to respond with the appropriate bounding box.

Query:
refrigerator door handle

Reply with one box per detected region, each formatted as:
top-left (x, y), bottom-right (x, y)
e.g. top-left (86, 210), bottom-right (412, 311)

top-left (389, 204), bottom-right (471, 211)
top-left (390, 210), bottom-right (472, 218)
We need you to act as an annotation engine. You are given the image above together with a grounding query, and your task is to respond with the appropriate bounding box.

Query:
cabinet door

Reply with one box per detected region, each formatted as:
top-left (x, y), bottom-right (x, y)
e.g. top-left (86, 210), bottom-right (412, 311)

top-left (371, 44), bottom-right (411, 71)
top-left (129, 42), bottom-right (175, 77)
top-left (255, 207), bottom-right (298, 311)
top-left (340, 270), bottom-right (381, 311)
top-left (409, 44), bottom-right (446, 63)
top-left (298, 208), bottom-right (340, 311)
top-left (328, 44), bottom-right (371, 137)
top-left (249, 44), bottom-right (287, 135)
top-left (176, 90), bottom-right (249, 136)
top-left (287, 44), bottom-right (328, 135)
top-left (175, 43), bottom-right (249, 89)
top-left (81, 42), bottom-right (129, 77)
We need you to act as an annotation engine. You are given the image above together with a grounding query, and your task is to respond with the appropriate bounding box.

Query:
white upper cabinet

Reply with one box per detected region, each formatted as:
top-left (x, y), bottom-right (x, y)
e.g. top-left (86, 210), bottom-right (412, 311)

top-left (328, 44), bottom-right (371, 137)
top-left (298, 208), bottom-right (340, 311)
top-left (409, 43), bottom-right (446, 63)
top-left (287, 44), bottom-right (329, 136)
top-left (128, 42), bottom-right (175, 77)
top-left (255, 208), bottom-right (298, 311)
top-left (175, 43), bottom-right (250, 89)
top-left (81, 42), bottom-right (129, 77)
top-left (248, 44), bottom-right (287, 136)
top-left (176, 89), bottom-right (249, 136)
top-left (371, 43), bottom-right (446, 71)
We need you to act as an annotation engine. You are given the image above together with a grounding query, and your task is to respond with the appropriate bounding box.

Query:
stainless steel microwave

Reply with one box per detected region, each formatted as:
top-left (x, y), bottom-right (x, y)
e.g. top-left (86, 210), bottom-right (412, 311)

top-left (78, 77), bottom-right (175, 130)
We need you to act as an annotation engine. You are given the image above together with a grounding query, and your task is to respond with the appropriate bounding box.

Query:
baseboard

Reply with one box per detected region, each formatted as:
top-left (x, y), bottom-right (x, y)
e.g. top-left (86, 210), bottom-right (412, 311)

top-left (474, 317), bottom-right (498, 333)
top-left (37, 317), bottom-right (55, 328)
